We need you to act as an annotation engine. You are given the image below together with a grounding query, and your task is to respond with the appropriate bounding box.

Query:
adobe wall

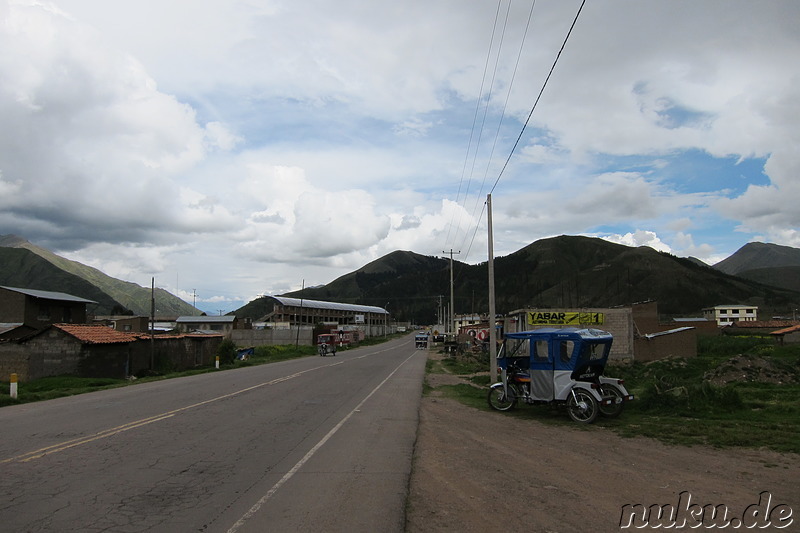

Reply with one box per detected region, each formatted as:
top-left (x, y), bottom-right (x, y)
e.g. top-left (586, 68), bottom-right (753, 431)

top-left (634, 328), bottom-right (697, 362)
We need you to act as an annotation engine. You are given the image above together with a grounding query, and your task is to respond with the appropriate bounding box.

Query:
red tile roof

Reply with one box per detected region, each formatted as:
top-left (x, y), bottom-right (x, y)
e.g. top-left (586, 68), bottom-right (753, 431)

top-left (54, 324), bottom-right (138, 344)
top-left (771, 324), bottom-right (800, 335)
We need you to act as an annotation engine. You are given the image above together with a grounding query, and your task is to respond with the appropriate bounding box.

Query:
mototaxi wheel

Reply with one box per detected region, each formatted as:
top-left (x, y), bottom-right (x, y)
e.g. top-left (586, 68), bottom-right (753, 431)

top-left (566, 387), bottom-right (599, 423)
top-left (488, 383), bottom-right (518, 411)
top-left (598, 384), bottom-right (624, 417)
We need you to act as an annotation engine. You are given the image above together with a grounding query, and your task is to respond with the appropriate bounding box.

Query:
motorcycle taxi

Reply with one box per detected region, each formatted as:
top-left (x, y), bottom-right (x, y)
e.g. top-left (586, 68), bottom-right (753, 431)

top-left (488, 327), bottom-right (633, 423)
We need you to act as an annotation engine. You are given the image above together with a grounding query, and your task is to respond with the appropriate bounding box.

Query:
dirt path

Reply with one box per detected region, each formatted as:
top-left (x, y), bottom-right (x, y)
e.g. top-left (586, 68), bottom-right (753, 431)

top-left (405, 356), bottom-right (799, 532)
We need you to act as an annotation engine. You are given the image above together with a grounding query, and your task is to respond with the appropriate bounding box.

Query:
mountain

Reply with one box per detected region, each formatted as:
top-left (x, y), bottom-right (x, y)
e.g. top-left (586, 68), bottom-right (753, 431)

top-left (238, 236), bottom-right (800, 324)
top-left (0, 235), bottom-right (196, 316)
top-left (713, 242), bottom-right (800, 275)
top-left (713, 242), bottom-right (800, 292)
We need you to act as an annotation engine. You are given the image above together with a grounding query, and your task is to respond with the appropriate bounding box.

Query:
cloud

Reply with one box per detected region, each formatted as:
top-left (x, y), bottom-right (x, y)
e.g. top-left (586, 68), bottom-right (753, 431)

top-left (2, 0), bottom-right (799, 314)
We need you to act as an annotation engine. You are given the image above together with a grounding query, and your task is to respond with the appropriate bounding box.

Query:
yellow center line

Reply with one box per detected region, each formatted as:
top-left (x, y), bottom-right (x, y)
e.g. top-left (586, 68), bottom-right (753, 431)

top-left (1, 354), bottom-right (368, 464)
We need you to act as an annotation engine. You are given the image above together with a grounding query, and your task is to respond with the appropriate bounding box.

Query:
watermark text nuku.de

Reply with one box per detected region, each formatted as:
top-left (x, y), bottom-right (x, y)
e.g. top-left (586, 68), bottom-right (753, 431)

top-left (619, 491), bottom-right (793, 529)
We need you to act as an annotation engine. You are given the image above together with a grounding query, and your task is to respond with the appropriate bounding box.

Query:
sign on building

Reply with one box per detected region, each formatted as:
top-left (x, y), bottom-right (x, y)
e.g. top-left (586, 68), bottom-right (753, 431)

top-left (354, 314), bottom-right (365, 324)
top-left (528, 311), bottom-right (604, 326)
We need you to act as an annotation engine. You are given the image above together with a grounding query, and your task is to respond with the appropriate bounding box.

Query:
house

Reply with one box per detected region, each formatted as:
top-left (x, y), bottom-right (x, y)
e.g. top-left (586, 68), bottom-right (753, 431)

top-left (771, 324), bottom-right (800, 345)
top-left (0, 286), bottom-right (96, 339)
top-left (702, 304), bottom-right (758, 326)
top-left (0, 323), bottom-right (223, 381)
top-left (176, 315), bottom-right (238, 336)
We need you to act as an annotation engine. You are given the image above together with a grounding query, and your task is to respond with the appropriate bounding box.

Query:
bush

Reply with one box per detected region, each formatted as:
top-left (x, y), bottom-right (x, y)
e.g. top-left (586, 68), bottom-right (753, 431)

top-left (216, 339), bottom-right (237, 365)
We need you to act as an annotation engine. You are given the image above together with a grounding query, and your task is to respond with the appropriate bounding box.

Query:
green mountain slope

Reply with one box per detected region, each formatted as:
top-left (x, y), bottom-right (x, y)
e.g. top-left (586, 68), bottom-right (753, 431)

top-left (0, 235), bottom-right (196, 316)
top-left (714, 242), bottom-right (800, 275)
top-left (240, 236), bottom-right (800, 324)
top-left (736, 266), bottom-right (800, 293)
top-left (0, 247), bottom-right (125, 314)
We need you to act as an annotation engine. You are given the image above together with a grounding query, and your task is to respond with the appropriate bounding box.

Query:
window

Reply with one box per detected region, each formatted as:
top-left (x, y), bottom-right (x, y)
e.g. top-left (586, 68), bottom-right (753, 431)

top-left (583, 343), bottom-right (606, 360)
top-left (559, 341), bottom-right (574, 363)
top-left (533, 340), bottom-right (549, 362)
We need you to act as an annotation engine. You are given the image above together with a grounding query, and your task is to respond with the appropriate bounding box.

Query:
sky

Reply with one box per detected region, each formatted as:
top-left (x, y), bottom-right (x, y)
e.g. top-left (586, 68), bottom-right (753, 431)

top-left (1, 0), bottom-right (798, 315)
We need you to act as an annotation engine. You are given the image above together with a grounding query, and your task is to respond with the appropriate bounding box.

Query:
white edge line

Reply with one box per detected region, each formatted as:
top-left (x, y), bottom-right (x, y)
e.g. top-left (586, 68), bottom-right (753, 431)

top-left (226, 349), bottom-right (419, 533)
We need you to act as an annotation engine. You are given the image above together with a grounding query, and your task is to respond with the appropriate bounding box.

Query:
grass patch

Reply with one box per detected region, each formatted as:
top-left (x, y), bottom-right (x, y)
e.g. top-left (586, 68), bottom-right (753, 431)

top-left (0, 343), bottom-right (323, 407)
top-left (427, 336), bottom-right (800, 454)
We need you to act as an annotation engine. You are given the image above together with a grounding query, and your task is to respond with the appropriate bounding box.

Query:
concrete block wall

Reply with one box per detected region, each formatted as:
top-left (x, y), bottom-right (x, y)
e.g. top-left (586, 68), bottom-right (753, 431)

top-left (0, 344), bottom-right (30, 381)
top-left (231, 328), bottom-right (314, 347)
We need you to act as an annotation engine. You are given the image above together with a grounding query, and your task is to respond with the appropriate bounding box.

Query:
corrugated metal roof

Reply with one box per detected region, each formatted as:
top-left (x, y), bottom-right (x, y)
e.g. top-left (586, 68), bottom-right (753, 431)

top-left (642, 327), bottom-right (695, 339)
top-left (176, 315), bottom-right (236, 323)
top-left (269, 296), bottom-right (388, 315)
top-left (1, 286), bottom-right (97, 304)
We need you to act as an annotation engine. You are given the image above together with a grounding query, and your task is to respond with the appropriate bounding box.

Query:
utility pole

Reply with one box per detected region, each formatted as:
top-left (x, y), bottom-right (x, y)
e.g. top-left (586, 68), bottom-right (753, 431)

top-left (443, 249), bottom-right (460, 335)
top-left (150, 277), bottom-right (155, 371)
top-left (192, 289), bottom-right (197, 314)
top-left (295, 280), bottom-right (304, 348)
top-left (487, 194), bottom-right (497, 383)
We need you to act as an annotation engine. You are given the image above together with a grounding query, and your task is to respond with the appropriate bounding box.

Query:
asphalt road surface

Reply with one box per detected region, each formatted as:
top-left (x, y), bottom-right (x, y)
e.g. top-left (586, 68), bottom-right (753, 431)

top-left (0, 334), bottom-right (426, 532)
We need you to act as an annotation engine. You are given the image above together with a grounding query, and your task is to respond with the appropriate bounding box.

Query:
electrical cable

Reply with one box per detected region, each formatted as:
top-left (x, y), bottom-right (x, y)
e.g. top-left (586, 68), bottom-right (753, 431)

top-left (489, 0), bottom-right (587, 196)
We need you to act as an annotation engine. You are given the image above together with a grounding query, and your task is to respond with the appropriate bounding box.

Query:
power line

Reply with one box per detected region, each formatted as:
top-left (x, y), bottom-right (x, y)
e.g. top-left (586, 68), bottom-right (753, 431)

top-left (459, 0), bottom-right (539, 259)
top-left (445, 0), bottom-right (506, 249)
top-left (489, 0), bottom-right (587, 195)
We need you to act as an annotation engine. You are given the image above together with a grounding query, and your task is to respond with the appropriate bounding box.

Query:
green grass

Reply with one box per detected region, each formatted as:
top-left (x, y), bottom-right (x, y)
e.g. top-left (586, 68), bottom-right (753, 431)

top-left (426, 337), bottom-right (800, 454)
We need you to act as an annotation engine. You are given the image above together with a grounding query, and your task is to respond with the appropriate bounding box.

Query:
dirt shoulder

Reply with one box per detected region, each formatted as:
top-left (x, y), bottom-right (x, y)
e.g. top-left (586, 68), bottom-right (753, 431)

top-left (405, 354), bottom-right (799, 532)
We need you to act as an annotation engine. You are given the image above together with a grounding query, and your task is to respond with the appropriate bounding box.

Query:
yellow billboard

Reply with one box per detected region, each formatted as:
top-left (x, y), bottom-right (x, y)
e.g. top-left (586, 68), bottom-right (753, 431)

top-left (527, 311), bottom-right (604, 326)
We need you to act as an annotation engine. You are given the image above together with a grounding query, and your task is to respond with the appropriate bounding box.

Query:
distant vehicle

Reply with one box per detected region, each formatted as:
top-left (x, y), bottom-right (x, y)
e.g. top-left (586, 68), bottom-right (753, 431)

top-left (488, 327), bottom-right (633, 423)
top-left (317, 333), bottom-right (337, 357)
top-left (415, 332), bottom-right (429, 349)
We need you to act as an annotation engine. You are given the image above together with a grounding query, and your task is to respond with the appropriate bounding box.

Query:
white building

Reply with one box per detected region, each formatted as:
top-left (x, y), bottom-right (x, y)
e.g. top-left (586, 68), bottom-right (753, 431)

top-left (702, 305), bottom-right (758, 326)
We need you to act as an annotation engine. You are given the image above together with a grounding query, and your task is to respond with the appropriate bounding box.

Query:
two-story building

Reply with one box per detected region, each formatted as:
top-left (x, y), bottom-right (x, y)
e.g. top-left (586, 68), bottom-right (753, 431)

top-left (0, 286), bottom-right (96, 339)
top-left (702, 304), bottom-right (758, 326)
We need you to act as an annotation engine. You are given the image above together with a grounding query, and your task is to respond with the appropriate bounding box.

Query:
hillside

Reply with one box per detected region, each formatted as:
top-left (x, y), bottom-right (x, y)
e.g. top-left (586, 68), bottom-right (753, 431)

top-left (242, 236), bottom-right (800, 324)
top-left (736, 266), bottom-right (800, 293)
top-left (0, 235), bottom-right (196, 316)
top-left (713, 242), bottom-right (800, 292)
top-left (714, 241), bottom-right (800, 275)
top-left (0, 247), bottom-right (125, 314)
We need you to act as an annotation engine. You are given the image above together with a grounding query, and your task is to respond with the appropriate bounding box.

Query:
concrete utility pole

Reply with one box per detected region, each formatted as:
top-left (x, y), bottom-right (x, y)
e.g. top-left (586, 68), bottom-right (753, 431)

top-left (487, 194), bottom-right (497, 384)
top-left (443, 249), bottom-right (460, 335)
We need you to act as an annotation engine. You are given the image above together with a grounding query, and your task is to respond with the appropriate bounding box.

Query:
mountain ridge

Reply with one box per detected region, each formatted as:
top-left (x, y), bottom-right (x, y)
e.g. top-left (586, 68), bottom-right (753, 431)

top-left (0, 235), bottom-right (196, 316)
top-left (254, 236), bottom-right (800, 324)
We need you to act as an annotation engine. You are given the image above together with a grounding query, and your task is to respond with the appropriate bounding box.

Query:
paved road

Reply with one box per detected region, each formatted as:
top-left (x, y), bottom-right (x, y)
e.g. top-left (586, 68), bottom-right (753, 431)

top-left (0, 335), bottom-right (427, 532)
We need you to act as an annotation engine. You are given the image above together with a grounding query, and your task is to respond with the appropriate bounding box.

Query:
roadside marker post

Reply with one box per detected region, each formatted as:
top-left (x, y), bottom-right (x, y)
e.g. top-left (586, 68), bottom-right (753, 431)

top-left (215, 356), bottom-right (220, 369)
top-left (10, 373), bottom-right (18, 399)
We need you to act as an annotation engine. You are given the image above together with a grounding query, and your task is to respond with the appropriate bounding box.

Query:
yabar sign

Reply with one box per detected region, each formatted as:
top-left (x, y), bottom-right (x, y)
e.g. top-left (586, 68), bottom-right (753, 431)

top-left (528, 311), bottom-right (604, 326)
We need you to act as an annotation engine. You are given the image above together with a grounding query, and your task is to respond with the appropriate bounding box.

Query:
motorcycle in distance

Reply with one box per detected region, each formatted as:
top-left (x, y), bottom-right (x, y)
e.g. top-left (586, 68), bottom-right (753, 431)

top-left (488, 327), bottom-right (633, 423)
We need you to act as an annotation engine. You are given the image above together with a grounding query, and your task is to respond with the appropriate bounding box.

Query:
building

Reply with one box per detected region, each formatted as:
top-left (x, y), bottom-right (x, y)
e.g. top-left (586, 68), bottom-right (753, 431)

top-left (0, 286), bottom-right (97, 340)
top-left (702, 305), bottom-right (758, 326)
top-left (0, 323), bottom-right (222, 381)
top-left (176, 315), bottom-right (239, 336)
top-left (264, 296), bottom-right (389, 337)
top-left (506, 301), bottom-right (698, 361)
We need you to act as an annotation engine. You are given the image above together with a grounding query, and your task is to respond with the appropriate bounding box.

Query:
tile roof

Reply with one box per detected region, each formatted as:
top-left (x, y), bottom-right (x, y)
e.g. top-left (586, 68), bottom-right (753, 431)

top-left (54, 324), bottom-right (138, 344)
top-left (771, 324), bottom-right (800, 335)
